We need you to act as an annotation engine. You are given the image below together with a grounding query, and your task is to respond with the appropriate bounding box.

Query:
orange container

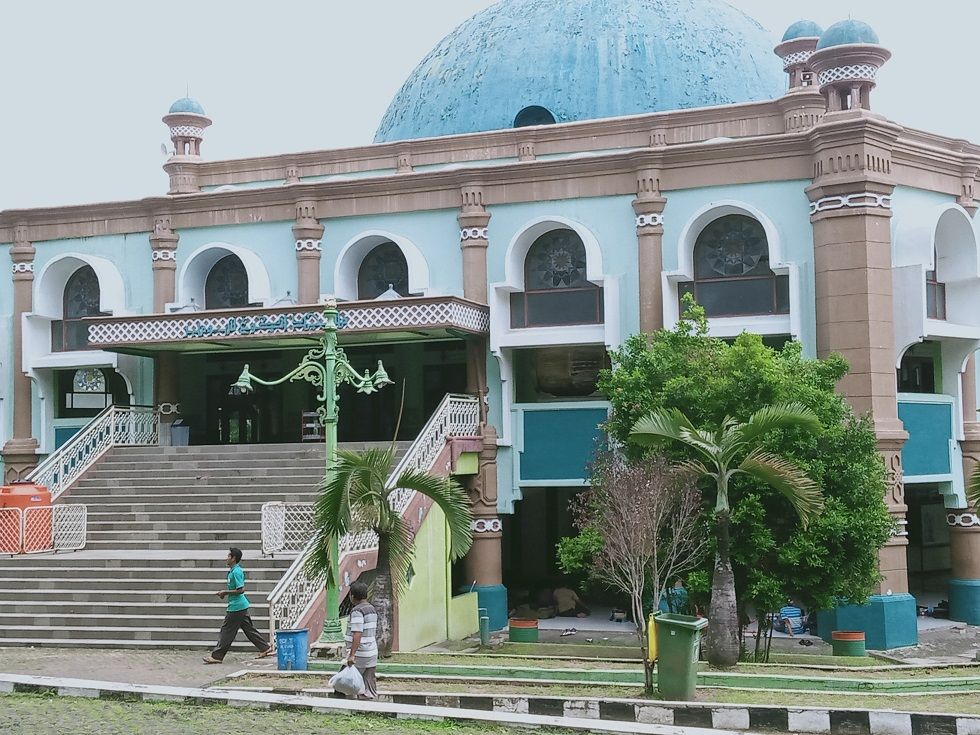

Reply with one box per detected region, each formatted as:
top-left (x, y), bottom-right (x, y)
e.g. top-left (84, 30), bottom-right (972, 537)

top-left (0, 483), bottom-right (51, 553)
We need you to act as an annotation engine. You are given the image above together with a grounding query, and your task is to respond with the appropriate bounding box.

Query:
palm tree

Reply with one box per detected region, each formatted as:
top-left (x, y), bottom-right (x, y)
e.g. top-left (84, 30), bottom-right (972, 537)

top-left (630, 403), bottom-right (824, 668)
top-left (307, 446), bottom-right (473, 657)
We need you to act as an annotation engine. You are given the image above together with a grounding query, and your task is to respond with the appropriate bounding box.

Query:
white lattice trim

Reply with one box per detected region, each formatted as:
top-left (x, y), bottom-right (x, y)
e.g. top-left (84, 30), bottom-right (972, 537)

top-left (948, 512), bottom-right (980, 528)
top-left (157, 402), bottom-right (181, 416)
top-left (635, 213), bottom-right (664, 228)
top-left (151, 250), bottom-right (176, 262)
top-left (810, 192), bottom-right (892, 215)
top-left (12, 263), bottom-right (33, 274)
top-left (461, 227), bottom-right (488, 241)
top-left (296, 239), bottom-right (322, 252)
top-left (819, 64), bottom-right (879, 85)
top-left (170, 125), bottom-right (205, 138)
top-left (782, 49), bottom-right (814, 66)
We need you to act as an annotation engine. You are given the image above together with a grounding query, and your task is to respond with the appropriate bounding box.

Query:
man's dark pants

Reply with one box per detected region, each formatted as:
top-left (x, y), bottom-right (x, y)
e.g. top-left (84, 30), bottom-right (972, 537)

top-left (211, 609), bottom-right (269, 661)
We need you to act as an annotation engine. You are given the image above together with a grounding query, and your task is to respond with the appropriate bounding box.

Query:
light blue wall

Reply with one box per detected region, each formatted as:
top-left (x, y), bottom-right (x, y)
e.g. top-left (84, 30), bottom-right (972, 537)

top-left (320, 209), bottom-right (464, 297)
top-left (660, 180), bottom-right (817, 355)
top-left (891, 185), bottom-right (952, 227)
top-left (178, 222), bottom-right (297, 303)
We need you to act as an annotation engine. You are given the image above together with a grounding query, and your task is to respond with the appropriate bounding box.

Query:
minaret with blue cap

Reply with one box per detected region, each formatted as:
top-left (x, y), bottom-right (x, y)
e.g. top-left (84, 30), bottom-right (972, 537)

top-left (775, 20), bottom-right (824, 91)
top-left (162, 96), bottom-right (212, 194)
top-left (808, 20), bottom-right (891, 113)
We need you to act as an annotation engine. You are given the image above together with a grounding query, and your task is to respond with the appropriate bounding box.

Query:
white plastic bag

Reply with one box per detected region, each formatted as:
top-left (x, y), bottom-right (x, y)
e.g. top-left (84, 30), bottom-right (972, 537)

top-left (329, 664), bottom-right (364, 697)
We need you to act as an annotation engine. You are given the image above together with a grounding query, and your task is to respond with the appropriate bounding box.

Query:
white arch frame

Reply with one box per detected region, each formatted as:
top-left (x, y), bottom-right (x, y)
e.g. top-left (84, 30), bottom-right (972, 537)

top-left (334, 231), bottom-right (430, 301)
top-left (34, 253), bottom-right (128, 319)
top-left (177, 242), bottom-right (272, 310)
top-left (664, 200), bottom-right (801, 339)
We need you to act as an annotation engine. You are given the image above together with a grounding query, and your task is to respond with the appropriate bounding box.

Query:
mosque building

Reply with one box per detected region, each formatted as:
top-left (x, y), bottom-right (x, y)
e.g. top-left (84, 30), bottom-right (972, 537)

top-left (2, 0), bottom-right (979, 649)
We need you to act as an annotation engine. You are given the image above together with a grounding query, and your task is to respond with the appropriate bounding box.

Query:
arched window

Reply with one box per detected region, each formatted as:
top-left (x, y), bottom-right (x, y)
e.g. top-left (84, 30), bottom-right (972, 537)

top-left (510, 229), bottom-right (603, 328)
top-left (56, 367), bottom-right (129, 418)
top-left (205, 255), bottom-right (250, 309)
top-left (357, 242), bottom-right (409, 300)
top-left (55, 266), bottom-right (103, 351)
top-left (680, 215), bottom-right (789, 318)
top-left (514, 105), bottom-right (556, 128)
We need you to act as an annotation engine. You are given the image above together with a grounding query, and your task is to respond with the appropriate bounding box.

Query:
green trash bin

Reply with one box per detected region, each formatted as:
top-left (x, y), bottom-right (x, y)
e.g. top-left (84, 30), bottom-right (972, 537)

top-left (655, 613), bottom-right (708, 701)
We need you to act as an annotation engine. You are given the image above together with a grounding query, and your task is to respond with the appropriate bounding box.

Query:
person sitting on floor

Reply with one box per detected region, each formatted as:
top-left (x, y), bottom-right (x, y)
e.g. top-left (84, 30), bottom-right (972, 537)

top-left (554, 584), bottom-right (590, 618)
top-left (658, 577), bottom-right (690, 614)
top-left (778, 600), bottom-right (806, 637)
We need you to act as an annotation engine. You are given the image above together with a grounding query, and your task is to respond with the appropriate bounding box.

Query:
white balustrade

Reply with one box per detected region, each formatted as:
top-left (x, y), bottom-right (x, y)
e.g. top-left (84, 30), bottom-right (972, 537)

top-left (266, 393), bottom-right (480, 637)
top-left (28, 405), bottom-right (160, 502)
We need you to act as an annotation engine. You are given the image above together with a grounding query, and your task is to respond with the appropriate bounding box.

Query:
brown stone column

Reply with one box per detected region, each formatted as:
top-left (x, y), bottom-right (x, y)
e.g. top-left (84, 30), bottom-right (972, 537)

top-left (459, 185), bottom-right (490, 304)
top-left (2, 225), bottom-right (39, 481)
top-left (633, 168), bottom-right (667, 333)
top-left (807, 114), bottom-right (909, 598)
top-left (150, 216), bottom-right (180, 428)
top-left (949, 353), bottom-right (980, 622)
top-left (293, 200), bottom-right (324, 305)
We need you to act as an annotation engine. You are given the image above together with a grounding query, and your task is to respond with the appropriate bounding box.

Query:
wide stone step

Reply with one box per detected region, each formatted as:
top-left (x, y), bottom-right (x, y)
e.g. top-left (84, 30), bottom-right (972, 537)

top-left (64, 495), bottom-right (316, 507)
top-left (0, 555), bottom-right (285, 569)
top-left (0, 624), bottom-right (269, 642)
top-left (84, 504), bottom-right (279, 515)
top-left (0, 588), bottom-right (275, 603)
top-left (0, 577), bottom-right (278, 591)
top-left (79, 467), bottom-right (323, 480)
top-left (0, 636), bottom-right (265, 650)
top-left (71, 477), bottom-right (319, 489)
top-left (0, 567), bottom-right (285, 580)
top-left (86, 519), bottom-right (266, 531)
top-left (0, 606), bottom-right (270, 623)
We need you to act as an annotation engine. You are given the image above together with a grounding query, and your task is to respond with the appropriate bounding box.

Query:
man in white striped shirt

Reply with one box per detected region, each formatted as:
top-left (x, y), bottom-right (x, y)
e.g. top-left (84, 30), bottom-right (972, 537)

top-left (344, 581), bottom-right (378, 699)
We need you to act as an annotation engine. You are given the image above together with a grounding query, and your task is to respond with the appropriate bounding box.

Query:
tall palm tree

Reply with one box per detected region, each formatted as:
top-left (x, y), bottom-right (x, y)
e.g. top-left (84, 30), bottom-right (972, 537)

top-left (306, 446), bottom-right (473, 657)
top-left (630, 403), bottom-right (824, 668)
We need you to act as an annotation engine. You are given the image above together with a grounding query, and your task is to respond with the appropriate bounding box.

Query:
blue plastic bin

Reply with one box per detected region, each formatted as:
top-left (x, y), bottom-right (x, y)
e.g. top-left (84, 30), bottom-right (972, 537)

top-left (276, 629), bottom-right (309, 671)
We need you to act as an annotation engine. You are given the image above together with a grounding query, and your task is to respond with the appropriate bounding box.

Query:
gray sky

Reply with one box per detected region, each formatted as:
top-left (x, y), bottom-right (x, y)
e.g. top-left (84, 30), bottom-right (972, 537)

top-left (1, 0), bottom-right (977, 210)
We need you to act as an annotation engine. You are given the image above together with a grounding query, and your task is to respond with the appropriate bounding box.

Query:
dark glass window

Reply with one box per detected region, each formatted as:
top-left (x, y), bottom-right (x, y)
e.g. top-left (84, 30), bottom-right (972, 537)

top-left (53, 266), bottom-right (102, 351)
top-left (55, 368), bottom-right (129, 418)
top-left (680, 215), bottom-right (789, 318)
top-left (898, 353), bottom-right (937, 394)
top-left (205, 255), bottom-right (250, 309)
top-left (357, 242), bottom-right (409, 300)
top-left (514, 106), bottom-right (556, 128)
top-left (511, 229), bottom-right (603, 328)
top-left (926, 251), bottom-right (947, 320)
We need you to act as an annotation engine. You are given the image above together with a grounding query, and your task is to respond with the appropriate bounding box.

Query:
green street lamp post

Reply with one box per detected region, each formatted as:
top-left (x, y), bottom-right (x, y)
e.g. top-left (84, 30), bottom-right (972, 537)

top-left (230, 299), bottom-right (393, 643)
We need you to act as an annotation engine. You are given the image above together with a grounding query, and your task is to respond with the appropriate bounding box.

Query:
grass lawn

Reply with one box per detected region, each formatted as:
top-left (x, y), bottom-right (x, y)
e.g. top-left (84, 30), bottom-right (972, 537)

top-left (0, 693), bottom-right (578, 735)
top-left (220, 673), bottom-right (980, 713)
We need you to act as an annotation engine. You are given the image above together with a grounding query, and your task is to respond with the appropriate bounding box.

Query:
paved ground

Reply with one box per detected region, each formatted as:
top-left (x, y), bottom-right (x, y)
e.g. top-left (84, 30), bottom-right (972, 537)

top-left (0, 647), bottom-right (277, 687)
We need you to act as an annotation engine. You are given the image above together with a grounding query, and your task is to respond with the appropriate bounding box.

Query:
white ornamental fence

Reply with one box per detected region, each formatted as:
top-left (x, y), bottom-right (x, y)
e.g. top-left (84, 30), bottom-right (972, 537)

top-left (265, 393), bottom-right (481, 638)
top-left (28, 405), bottom-right (160, 502)
top-left (261, 502), bottom-right (315, 556)
top-left (0, 505), bottom-right (88, 555)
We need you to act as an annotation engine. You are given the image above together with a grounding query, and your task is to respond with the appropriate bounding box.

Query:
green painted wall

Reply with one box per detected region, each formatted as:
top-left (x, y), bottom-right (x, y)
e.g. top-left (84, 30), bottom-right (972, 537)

top-left (448, 592), bottom-right (479, 640)
top-left (397, 504), bottom-right (450, 652)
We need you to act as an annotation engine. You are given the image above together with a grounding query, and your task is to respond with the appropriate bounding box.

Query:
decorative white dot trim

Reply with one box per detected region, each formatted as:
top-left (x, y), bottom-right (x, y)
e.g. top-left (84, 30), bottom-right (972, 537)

top-left (948, 512), bottom-right (980, 528)
top-left (151, 250), bottom-right (176, 262)
top-left (12, 263), bottom-right (33, 274)
top-left (460, 228), bottom-right (488, 241)
top-left (471, 518), bottom-right (502, 534)
top-left (810, 192), bottom-right (892, 215)
top-left (635, 213), bottom-right (664, 228)
top-left (295, 239), bottom-right (322, 252)
top-left (818, 64), bottom-right (879, 86)
top-left (158, 402), bottom-right (181, 416)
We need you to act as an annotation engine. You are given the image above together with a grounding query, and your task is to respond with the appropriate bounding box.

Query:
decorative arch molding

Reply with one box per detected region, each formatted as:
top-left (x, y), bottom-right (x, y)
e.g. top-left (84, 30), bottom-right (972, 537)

top-left (177, 242), bottom-right (272, 309)
top-left (499, 216), bottom-right (606, 292)
top-left (334, 231), bottom-right (429, 302)
top-left (663, 200), bottom-right (800, 339)
top-left (34, 253), bottom-right (128, 319)
top-left (893, 202), bottom-right (980, 277)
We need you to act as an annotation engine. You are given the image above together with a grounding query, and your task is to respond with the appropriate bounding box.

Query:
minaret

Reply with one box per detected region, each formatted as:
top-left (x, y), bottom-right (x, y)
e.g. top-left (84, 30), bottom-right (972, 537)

top-left (808, 20), bottom-right (891, 113)
top-left (774, 20), bottom-right (823, 91)
top-left (162, 97), bottom-right (212, 195)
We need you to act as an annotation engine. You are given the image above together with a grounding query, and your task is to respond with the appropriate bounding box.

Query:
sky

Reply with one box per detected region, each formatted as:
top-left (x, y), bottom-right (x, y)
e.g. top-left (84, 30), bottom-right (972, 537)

top-left (1, 0), bottom-right (978, 210)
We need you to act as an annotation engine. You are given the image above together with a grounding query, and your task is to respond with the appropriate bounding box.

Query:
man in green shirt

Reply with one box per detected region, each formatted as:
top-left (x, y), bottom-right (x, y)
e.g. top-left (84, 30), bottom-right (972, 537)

top-left (203, 547), bottom-right (274, 664)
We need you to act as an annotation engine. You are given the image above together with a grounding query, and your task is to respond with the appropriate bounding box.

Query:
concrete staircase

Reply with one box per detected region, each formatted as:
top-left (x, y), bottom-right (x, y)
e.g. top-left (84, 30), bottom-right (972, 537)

top-left (0, 441), bottom-right (403, 649)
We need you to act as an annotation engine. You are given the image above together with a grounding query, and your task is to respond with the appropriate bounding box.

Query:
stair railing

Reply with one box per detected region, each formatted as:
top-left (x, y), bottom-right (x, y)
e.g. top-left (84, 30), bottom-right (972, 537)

top-left (28, 405), bottom-right (160, 502)
top-left (265, 393), bottom-right (480, 637)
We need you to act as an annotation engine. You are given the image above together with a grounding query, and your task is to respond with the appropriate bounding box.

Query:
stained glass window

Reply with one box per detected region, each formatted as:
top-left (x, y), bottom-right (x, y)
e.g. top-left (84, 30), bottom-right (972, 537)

top-left (205, 255), bottom-right (250, 309)
top-left (56, 266), bottom-right (102, 351)
top-left (358, 242), bottom-right (409, 300)
top-left (512, 229), bottom-right (602, 328)
top-left (72, 368), bottom-right (106, 393)
top-left (683, 215), bottom-right (789, 318)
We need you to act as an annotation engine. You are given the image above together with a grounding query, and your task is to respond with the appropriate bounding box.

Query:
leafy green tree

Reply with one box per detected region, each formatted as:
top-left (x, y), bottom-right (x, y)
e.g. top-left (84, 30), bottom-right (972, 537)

top-left (307, 446), bottom-right (473, 656)
top-left (630, 404), bottom-right (823, 668)
top-left (599, 300), bottom-right (894, 665)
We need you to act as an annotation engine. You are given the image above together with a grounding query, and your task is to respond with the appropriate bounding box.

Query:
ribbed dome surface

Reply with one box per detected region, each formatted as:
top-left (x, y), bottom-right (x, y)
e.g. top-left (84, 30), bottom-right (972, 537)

top-left (375, 0), bottom-right (785, 143)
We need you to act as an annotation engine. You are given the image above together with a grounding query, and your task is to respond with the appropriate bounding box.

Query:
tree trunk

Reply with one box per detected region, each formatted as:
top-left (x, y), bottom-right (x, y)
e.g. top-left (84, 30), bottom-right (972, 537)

top-left (373, 534), bottom-right (395, 658)
top-left (705, 510), bottom-right (739, 668)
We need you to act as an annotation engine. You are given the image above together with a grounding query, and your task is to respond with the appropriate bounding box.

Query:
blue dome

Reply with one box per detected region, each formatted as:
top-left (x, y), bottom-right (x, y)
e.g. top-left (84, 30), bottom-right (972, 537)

top-left (168, 97), bottom-right (205, 115)
top-left (816, 20), bottom-right (879, 50)
top-left (375, 0), bottom-right (786, 143)
top-left (781, 20), bottom-right (823, 42)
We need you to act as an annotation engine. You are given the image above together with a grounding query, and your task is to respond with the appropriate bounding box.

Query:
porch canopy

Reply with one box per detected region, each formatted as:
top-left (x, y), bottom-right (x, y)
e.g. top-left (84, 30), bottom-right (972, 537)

top-left (86, 296), bottom-right (490, 356)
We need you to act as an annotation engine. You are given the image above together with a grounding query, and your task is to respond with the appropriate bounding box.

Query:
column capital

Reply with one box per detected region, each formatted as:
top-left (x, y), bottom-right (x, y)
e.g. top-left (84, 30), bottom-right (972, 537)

top-left (10, 229), bottom-right (35, 282)
top-left (459, 185), bottom-right (491, 240)
top-left (396, 151), bottom-right (413, 173)
top-left (958, 158), bottom-right (980, 216)
top-left (293, 199), bottom-right (325, 244)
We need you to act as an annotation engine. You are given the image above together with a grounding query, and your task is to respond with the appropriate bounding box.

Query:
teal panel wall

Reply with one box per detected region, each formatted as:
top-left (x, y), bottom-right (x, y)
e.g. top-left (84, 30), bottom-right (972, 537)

top-left (54, 426), bottom-right (83, 448)
top-left (519, 407), bottom-right (606, 482)
top-left (898, 400), bottom-right (952, 476)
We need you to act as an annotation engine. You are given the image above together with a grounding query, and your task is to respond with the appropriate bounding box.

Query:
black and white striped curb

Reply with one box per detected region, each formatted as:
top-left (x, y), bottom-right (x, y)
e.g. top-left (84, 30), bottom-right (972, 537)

top-left (0, 673), bottom-right (751, 735)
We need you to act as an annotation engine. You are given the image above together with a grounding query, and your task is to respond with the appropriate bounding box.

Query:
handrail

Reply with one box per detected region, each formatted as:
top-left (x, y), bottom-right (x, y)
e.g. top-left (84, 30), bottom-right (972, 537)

top-left (27, 405), bottom-right (160, 502)
top-left (266, 393), bottom-right (481, 637)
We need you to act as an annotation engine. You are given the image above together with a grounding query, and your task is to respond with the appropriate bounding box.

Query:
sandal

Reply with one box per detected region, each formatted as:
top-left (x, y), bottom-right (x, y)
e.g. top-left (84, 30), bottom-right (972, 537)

top-left (202, 656), bottom-right (223, 664)
top-left (257, 647), bottom-right (276, 659)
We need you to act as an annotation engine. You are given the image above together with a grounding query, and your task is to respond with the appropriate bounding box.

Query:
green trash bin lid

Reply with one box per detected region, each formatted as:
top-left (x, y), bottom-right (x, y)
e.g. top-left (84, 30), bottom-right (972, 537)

top-left (656, 613), bottom-right (708, 631)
